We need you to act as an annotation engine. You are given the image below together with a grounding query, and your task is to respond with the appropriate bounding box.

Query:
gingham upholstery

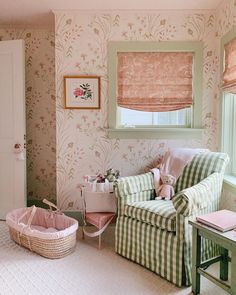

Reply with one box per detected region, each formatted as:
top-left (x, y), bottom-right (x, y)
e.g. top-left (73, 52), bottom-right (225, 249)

top-left (124, 200), bottom-right (176, 232)
top-left (175, 152), bottom-right (229, 193)
top-left (115, 172), bottom-right (156, 217)
top-left (115, 152), bottom-right (229, 287)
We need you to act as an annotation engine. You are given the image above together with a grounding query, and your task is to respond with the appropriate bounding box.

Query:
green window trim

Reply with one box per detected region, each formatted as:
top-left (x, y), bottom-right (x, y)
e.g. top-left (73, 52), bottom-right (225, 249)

top-left (108, 41), bottom-right (204, 139)
top-left (108, 128), bottom-right (203, 139)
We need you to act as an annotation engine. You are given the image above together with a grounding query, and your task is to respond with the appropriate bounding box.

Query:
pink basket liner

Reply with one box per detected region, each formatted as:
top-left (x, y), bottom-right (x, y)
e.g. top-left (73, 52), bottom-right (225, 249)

top-left (6, 207), bottom-right (78, 240)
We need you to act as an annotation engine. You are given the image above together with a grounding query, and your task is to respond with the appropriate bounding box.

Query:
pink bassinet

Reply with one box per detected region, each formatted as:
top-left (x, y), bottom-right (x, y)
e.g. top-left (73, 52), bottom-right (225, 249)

top-left (6, 199), bottom-right (78, 259)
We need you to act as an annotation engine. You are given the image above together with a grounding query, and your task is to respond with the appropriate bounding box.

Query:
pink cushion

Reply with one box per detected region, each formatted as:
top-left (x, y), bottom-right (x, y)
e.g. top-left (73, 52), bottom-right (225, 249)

top-left (151, 148), bottom-right (209, 198)
top-left (85, 213), bottom-right (116, 229)
top-left (160, 148), bottom-right (208, 180)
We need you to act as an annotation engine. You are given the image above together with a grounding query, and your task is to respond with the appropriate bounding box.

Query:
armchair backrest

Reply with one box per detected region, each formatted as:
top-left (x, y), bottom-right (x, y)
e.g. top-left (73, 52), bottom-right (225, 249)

top-left (175, 152), bottom-right (229, 194)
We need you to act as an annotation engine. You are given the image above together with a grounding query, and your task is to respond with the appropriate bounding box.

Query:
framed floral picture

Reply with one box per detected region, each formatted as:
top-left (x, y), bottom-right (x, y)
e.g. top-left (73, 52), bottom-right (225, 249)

top-left (64, 76), bottom-right (100, 109)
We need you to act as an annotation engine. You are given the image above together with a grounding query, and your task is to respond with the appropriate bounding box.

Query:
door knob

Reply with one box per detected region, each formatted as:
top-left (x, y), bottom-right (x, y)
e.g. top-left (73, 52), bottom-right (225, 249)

top-left (13, 143), bottom-right (25, 160)
top-left (14, 143), bottom-right (23, 154)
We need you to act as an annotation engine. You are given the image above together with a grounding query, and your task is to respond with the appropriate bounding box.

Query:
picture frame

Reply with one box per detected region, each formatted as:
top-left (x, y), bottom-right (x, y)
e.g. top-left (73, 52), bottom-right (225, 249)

top-left (64, 76), bottom-right (101, 109)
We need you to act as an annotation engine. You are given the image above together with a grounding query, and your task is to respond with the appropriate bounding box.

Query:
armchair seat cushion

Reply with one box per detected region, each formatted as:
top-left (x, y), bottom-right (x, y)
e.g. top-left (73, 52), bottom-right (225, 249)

top-left (124, 200), bottom-right (176, 232)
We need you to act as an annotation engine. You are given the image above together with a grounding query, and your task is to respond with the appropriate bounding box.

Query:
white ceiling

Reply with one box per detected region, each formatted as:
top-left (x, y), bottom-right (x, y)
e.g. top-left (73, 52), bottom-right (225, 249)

top-left (0, 0), bottom-right (224, 27)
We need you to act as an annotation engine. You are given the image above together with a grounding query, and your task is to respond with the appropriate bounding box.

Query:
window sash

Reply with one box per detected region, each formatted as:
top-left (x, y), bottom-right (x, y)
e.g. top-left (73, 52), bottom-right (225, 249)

top-left (118, 107), bottom-right (191, 128)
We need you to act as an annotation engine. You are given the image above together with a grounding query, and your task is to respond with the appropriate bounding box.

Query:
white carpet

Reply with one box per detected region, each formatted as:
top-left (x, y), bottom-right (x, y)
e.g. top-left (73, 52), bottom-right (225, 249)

top-left (0, 221), bottom-right (228, 295)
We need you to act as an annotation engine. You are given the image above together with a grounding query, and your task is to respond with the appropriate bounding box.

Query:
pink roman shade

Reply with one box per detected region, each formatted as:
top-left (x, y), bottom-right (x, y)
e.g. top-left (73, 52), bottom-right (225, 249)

top-left (222, 37), bottom-right (236, 93)
top-left (117, 52), bottom-right (193, 112)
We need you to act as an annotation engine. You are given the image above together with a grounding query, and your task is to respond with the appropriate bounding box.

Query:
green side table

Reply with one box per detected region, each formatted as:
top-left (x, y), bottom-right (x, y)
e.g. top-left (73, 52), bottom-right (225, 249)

top-left (189, 219), bottom-right (236, 295)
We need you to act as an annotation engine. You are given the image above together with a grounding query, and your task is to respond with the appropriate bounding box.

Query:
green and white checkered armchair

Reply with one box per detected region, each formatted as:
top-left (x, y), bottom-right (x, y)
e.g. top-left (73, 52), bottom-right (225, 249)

top-left (115, 152), bottom-right (229, 287)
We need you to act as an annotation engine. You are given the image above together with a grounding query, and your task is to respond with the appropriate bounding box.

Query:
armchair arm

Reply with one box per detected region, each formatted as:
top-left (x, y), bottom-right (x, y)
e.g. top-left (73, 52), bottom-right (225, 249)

top-left (172, 172), bottom-right (223, 217)
top-left (115, 172), bottom-right (154, 196)
top-left (115, 172), bottom-right (155, 216)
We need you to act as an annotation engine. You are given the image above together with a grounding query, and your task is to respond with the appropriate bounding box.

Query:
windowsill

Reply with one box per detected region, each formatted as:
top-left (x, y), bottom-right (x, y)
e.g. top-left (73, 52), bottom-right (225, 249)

top-left (223, 174), bottom-right (236, 194)
top-left (107, 127), bottom-right (204, 139)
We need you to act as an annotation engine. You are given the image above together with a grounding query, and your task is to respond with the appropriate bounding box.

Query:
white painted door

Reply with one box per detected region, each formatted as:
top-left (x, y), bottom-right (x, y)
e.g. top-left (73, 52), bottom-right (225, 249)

top-left (0, 40), bottom-right (26, 219)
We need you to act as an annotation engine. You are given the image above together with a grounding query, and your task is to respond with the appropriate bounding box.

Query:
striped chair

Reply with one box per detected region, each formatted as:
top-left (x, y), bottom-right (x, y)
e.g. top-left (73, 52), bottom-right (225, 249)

top-left (115, 152), bottom-right (229, 287)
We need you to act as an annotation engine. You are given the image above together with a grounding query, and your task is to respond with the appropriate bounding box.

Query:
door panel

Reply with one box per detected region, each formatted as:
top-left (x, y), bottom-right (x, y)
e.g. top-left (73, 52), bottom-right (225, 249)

top-left (0, 40), bottom-right (26, 219)
top-left (0, 53), bottom-right (14, 138)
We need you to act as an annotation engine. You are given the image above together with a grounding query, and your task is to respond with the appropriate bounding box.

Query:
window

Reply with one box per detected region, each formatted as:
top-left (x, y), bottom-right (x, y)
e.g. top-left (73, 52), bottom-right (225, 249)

top-left (108, 41), bottom-right (203, 139)
top-left (119, 107), bottom-right (191, 127)
top-left (221, 28), bottom-right (236, 179)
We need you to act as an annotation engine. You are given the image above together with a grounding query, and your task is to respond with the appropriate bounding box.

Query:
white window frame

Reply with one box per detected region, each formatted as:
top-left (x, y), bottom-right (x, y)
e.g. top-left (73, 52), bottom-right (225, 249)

top-left (108, 41), bottom-right (203, 139)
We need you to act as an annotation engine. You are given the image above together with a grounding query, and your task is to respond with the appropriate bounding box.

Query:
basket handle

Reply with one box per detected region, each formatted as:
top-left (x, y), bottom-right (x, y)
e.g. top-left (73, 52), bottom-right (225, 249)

top-left (17, 206), bottom-right (37, 237)
top-left (26, 205), bottom-right (37, 227)
top-left (43, 199), bottom-right (59, 212)
top-left (17, 205), bottom-right (37, 228)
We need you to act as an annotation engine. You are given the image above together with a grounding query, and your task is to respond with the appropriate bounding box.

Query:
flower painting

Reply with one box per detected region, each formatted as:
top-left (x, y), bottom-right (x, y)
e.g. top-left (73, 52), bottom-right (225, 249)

top-left (64, 76), bottom-right (100, 109)
top-left (73, 83), bottom-right (92, 100)
top-left (73, 87), bottom-right (84, 98)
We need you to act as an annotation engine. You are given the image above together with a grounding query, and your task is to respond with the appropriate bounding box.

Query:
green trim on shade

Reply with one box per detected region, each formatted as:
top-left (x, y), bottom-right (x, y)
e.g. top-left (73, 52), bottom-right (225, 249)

top-left (108, 41), bottom-right (204, 139)
top-left (108, 127), bottom-right (203, 139)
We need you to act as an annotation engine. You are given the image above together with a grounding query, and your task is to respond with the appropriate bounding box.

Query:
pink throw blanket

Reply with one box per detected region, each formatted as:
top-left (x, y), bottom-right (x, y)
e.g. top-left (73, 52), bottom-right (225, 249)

top-left (151, 148), bottom-right (208, 197)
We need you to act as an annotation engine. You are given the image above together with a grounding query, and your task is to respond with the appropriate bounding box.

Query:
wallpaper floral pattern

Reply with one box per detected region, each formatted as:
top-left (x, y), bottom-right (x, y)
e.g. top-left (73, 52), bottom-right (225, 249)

top-left (0, 28), bottom-right (56, 202)
top-left (55, 11), bottom-right (219, 210)
top-left (0, 2), bottom-right (234, 211)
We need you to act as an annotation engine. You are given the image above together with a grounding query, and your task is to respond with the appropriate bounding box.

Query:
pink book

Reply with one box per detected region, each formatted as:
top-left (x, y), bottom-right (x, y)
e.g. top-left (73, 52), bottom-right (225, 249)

top-left (196, 210), bottom-right (236, 232)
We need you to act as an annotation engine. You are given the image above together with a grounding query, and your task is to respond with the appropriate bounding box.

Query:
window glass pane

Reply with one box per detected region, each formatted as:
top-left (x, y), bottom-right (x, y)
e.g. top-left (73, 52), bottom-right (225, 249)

top-left (153, 112), bottom-right (169, 125)
top-left (153, 110), bottom-right (188, 125)
top-left (119, 108), bottom-right (152, 126)
top-left (119, 107), bottom-right (190, 126)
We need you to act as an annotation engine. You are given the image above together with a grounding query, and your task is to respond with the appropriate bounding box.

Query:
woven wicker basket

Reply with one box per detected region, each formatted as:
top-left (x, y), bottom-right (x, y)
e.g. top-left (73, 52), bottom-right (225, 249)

top-left (6, 199), bottom-right (78, 259)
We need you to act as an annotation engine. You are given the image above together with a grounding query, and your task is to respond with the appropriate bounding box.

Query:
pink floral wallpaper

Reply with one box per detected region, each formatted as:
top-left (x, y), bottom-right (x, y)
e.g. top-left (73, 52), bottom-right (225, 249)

top-left (55, 11), bottom-right (219, 210)
top-left (0, 2), bottom-right (234, 211)
top-left (0, 28), bottom-right (56, 202)
top-left (1, 3), bottom-right (235, 211)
